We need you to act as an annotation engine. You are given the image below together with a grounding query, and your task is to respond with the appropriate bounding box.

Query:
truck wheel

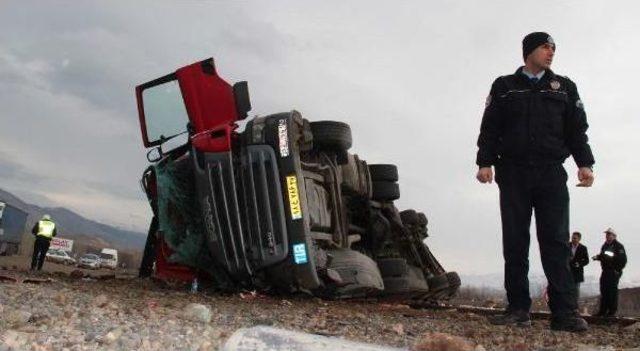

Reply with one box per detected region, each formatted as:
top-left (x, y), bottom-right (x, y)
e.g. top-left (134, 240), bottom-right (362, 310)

top-left (400, 210), bottom-right (428, 226)
top-left (310, 121), bottom-right (352, 151)
top-left (368, 164), bottom-right (398, 182)
top-left (445, 271), bottom-right (461, 297)
top-left (417, 212), bottom-right (428, 226)
top-left (371, 181), bottom-right (400, 201)
top-left (427, 273), bottom-right (450, 292)
top-left (326, 249), bottom-right (384, 297)
top-left (376, 258), bottom-right (408, 277)
top-left (400, 209), bottom-right (419, 225)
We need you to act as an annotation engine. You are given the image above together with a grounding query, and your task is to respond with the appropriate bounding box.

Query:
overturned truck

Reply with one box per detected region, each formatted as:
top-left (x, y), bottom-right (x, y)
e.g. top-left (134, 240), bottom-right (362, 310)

top-left (135, 58), bottom-right (460, 302)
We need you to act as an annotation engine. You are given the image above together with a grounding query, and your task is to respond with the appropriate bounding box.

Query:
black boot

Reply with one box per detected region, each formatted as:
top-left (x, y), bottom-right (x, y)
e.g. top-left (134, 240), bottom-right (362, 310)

top-left (488, 309), bottom-right (531, 327)
top-left (550, 313), bottom-right (588, 332)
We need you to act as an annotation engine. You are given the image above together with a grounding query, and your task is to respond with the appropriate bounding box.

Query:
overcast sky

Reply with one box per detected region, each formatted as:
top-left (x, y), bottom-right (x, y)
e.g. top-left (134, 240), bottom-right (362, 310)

top-left (1, 1), bottom-right (638, 282)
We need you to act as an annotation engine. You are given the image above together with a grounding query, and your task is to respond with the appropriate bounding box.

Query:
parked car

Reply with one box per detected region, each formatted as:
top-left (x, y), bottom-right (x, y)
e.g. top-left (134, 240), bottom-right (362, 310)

top-left (45, 249), bottom-right (76, 265)
top-left (99, 248), bottom-right (118, 269)
top-left (77, 253), bottom-right (101, 269)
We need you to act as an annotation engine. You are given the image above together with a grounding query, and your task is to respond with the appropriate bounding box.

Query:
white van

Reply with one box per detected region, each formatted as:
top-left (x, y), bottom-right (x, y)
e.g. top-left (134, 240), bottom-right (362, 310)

top-left (99, 248), bottom-right (118, 269)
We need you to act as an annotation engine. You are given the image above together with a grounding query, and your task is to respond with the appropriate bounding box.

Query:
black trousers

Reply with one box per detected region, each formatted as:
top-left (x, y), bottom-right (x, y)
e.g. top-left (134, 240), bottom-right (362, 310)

top-left (496, 164), bottom-right (577, 316)
top-left (598, 269), bottom-right (621, 316)
top-left (31, 237), bottom-right (51, 270)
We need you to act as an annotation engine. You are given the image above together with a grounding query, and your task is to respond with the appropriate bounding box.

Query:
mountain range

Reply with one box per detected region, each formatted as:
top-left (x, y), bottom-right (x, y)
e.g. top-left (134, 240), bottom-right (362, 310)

top-left (0, 187), bottom-right (147, 251)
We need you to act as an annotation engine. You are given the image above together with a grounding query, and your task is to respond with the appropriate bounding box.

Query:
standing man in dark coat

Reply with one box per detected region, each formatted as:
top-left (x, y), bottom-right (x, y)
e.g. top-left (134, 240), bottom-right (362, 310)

top-left (569, 231), bottom-right (589, 300)
top-left (475, 32), bottom-right (595, 332)
top-left (30, 214), bottom-right (57, 271)
top-left (593, 228), bottom-right (627, 317)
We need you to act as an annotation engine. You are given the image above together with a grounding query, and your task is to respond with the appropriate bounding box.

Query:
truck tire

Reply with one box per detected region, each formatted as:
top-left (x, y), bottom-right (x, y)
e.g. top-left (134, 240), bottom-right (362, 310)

top-left (368, 164), bottom-right (398, 182)
top-left (376, 258), bottom-right (408, 277)
top-left (427, 273), bottom-right (450, 292)
top-left (400, 209), bottom-right (419, 225)
top-left (310, 121), bottom-right (352, 151)
top-left (371, 181), bottom-right (400, 201)
top-left (445, 271), bottom-right (461, 297)
top-left (327, 249), bottom-right (384, 297)
top-left (382, 265), bottom-right (429, 296)
top-left (417, 212), bottom-right (428, 227)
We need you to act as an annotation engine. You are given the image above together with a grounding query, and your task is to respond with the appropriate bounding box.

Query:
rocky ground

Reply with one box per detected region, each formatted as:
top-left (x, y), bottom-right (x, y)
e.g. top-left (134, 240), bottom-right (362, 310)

top-left (0, 258), bottom-right (639, 350)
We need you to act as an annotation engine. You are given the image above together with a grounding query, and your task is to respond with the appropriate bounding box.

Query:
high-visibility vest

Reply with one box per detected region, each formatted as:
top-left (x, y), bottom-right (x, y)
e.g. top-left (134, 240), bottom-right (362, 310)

top-left (37, 220), bottom-right (55, 239)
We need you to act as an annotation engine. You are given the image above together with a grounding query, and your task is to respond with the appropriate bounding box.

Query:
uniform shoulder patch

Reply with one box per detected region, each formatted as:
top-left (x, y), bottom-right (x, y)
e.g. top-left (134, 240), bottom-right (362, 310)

top-left (485, 94), bottom-right (492, 107)
top-left (576, 99), bottom-right (584, 109)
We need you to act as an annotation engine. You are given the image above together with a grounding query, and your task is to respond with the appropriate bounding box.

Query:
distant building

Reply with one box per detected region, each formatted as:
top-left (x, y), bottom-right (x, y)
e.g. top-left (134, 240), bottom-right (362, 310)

top-left (0, 200), bottom-right (28, 255)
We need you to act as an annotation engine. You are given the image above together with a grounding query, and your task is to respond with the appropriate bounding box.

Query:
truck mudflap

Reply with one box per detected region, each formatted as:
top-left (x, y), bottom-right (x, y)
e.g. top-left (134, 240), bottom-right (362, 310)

top-left (193, 145), bottom-right (289, 282)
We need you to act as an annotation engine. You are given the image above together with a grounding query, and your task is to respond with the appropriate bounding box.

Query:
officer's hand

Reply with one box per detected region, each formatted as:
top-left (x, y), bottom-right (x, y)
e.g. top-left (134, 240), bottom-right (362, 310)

top-left (476, 167), bottom-right (494, 184)
top-left (592, 255), bottom-right (599, 261)
top-left (577, 167), bottom-right (594, 187)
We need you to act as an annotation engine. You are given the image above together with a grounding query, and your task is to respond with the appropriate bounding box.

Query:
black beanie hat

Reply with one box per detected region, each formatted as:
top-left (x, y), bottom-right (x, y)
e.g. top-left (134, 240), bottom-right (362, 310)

top-left (522, 32), bottom-right (555, 60)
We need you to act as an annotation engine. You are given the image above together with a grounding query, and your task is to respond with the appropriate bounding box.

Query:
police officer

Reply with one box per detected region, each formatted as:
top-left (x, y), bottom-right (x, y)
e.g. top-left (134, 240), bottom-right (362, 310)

top-left (475, 32), bottom-right (595, 332)
top-left (593, 228), bottom-right (627, 317)
top-left (30, 214), bottom-right (57, 271)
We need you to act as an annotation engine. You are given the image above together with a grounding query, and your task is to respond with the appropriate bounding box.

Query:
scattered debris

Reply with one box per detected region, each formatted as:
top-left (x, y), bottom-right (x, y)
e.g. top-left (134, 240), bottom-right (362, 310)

top-left (222, 326), bottom-right (406, 351)
top-left (182, 303), bottom-right (212, 323)
top-left (5, 309), bottom-right (32, 328)
top-left (93, 294), bottom-right (109, 308)
top-left (52, 292), bottom-right (67, 305)
top-left (239, 291), bottom-right (264, 300)
top-left (102, 327), bottom-right (123, 345)
top-left (391, 323), bottom-right (405, 336)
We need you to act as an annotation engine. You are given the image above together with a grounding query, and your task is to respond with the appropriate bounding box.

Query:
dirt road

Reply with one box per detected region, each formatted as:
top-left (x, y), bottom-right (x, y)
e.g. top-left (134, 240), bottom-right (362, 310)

top-left (1, 256), bottom-right (638, 350)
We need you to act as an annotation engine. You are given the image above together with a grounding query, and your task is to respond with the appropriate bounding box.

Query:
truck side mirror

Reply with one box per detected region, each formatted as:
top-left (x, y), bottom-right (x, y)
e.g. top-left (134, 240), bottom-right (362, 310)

top-left (233, 81), bottom-right (251, 120)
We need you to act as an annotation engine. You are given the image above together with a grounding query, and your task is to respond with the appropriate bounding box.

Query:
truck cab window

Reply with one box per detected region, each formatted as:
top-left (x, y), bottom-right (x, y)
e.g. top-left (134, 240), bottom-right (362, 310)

top-left (142, 80), bottom-right (189, 144)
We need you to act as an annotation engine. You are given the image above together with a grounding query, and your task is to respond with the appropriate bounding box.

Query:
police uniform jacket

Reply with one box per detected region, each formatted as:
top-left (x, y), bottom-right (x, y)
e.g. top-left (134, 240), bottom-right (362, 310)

top-left (596, 240), bottom-right (627, 272)
top-left (31, 221), bottom-right (57, 241)
top-left (476, 67), bottom-right (595, 168)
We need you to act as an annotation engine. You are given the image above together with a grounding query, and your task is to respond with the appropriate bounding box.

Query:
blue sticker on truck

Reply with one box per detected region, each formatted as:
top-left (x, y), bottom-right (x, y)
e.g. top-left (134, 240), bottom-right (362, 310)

top-left (293, 243), bottom-right (308, 264)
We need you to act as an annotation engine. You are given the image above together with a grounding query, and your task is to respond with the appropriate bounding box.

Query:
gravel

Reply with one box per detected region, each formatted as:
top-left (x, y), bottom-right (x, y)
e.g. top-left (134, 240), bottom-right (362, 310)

top-left (0, 269), bottom-right (638, 350)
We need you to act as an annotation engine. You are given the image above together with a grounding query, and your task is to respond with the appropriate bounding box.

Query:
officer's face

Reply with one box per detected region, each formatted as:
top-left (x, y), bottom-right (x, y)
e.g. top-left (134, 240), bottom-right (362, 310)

top-left (606, 233), bottom-right (616, 243)
top-left (527, 43), bottom-right (555, 70)
top-left (571, 234), bottom-right (580, 244)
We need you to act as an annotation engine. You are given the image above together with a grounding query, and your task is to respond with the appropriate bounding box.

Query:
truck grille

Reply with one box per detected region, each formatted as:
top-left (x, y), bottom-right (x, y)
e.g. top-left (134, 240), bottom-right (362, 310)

top-left (200, 145), bottom-right (288, 278)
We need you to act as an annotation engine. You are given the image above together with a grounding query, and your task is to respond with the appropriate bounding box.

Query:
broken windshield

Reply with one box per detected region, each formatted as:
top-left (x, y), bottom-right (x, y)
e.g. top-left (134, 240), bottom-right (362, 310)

top-left (141, 79), bottom-right (189, 145)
